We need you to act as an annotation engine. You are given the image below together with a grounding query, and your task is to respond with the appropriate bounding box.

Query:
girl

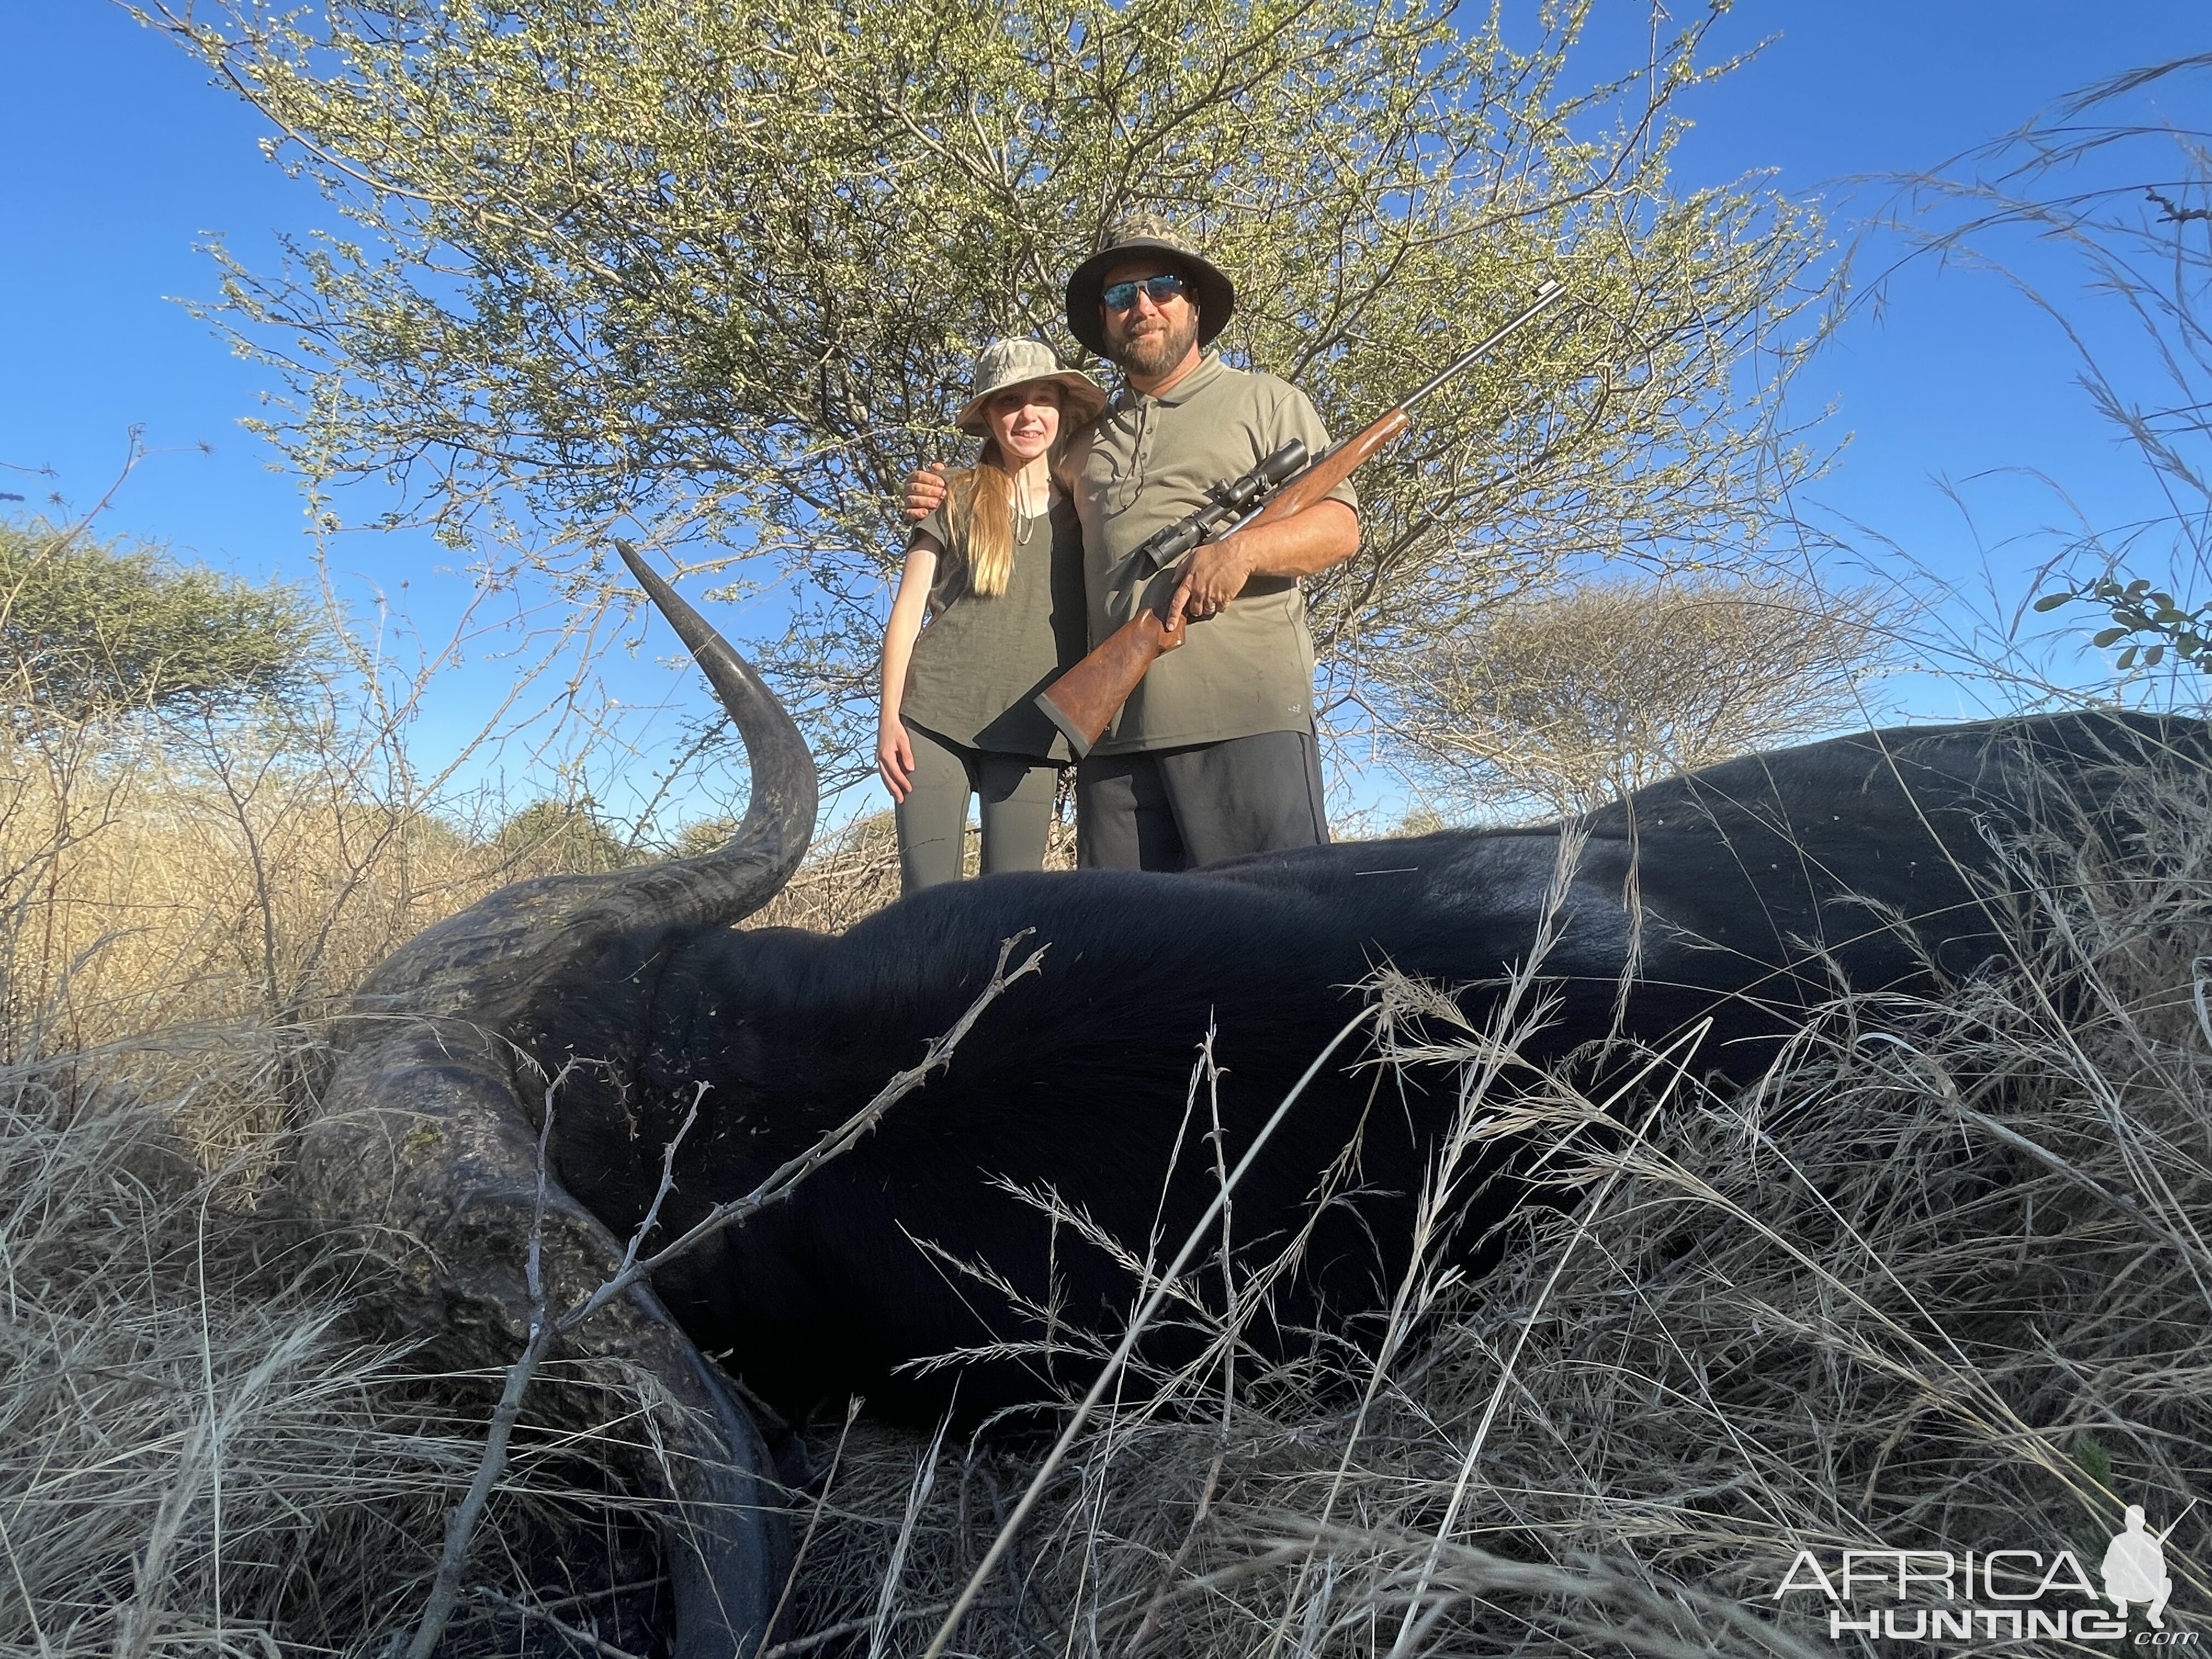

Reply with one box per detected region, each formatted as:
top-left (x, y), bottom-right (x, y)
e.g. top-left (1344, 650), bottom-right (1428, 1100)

top-left (878, 340), bottom-right (1105, 891)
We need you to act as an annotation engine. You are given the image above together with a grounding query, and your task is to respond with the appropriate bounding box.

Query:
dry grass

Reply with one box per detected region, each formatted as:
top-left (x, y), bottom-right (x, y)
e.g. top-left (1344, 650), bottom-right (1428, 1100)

top-left (0, 1045), bottom-right (747, 1659)
top-left (3, 725), bottom-right (479, 1051)
top-left (0, 1059), bottom-right (441, 1657)
top-left (3, 706), bottom-right (2205, 1657)
top-left (779, 758), bottom-right (2212, 1657)
top-left (751, 801), bottom-right (1077, 932)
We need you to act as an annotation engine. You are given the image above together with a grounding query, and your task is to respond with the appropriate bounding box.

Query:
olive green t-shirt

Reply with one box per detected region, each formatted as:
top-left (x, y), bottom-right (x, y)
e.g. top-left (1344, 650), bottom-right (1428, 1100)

top-left (1068, 353), bottom-right (1357, 754)
top-left (901, 494), bottom-right (1087, 759)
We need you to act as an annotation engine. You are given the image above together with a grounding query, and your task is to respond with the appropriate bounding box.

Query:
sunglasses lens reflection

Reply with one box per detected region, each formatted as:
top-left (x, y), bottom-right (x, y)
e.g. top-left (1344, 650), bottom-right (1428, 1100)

top-left (1103, 274), bottom-right (1188, 312)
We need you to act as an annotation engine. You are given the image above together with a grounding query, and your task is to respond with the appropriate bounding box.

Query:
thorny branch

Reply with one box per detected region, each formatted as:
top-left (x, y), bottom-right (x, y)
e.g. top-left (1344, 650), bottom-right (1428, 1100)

top-left (2146, 185), bottom-right (2212, 224)
top-left (556, 930), bottom-right (1046, 1339)
top-left (470, 1587), bottom-right (647, 1659)
top-left (400, 1057), bottom-right (579, 1659)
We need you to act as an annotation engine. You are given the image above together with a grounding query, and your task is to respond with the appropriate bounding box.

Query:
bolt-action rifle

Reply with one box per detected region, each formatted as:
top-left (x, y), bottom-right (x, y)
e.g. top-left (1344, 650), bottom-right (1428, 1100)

top-left (1036, 278), bottom-right (1568, 758)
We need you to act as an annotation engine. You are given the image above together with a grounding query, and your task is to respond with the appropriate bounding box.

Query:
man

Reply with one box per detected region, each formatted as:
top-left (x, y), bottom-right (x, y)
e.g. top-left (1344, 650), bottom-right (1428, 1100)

top-left (908, 216), bottom-right (1361, 871)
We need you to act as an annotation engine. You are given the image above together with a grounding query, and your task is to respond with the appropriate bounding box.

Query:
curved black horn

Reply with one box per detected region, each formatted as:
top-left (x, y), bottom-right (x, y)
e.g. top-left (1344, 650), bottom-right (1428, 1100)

top-left (297, 546), bottom-right (817, 1656)
top-left (352, 541), bottom-right (819, 1023)
top-left (610, 538), bottom-right (820, 901)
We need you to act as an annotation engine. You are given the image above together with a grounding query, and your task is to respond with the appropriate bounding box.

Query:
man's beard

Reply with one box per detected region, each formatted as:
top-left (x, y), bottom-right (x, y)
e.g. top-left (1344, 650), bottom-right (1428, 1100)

top-left (1110, 308), bottom-right (1199, 377)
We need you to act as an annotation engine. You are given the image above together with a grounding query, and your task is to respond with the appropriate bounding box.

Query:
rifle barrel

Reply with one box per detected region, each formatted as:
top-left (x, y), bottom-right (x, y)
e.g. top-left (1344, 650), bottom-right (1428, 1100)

top-left (1397, 279), bottom-right (1567, 417)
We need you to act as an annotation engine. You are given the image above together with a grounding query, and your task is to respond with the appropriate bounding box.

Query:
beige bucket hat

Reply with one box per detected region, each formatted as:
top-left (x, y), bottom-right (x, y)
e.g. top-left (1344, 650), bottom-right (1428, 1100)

top-left (956, 338), bottom-right (1109, 435)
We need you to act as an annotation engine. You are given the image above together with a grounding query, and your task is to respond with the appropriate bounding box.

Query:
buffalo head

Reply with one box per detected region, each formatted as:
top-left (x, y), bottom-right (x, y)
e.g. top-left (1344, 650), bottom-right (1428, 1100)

top-left (301, 546), bottom-right (812, 1658)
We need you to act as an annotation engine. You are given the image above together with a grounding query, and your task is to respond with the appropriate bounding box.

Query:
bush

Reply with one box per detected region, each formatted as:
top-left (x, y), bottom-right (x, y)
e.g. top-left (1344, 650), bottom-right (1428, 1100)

top-left (1402, 574), bottom-right (1897, 816)
top-left (492, 797), bottom-right (639, 879)
top-left (0, 521), bottom-right (323, 724)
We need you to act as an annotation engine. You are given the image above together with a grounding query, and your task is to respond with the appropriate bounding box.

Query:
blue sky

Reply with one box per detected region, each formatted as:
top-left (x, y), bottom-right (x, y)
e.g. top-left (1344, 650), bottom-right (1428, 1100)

top-left (3, 2), bottom-right (2206, 820)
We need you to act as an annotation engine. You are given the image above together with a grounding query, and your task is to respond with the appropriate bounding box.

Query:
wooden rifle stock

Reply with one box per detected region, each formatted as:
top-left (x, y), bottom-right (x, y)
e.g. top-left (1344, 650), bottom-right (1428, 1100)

top-left (1035, 410), bottom-right (1406, 758)
top-left (1035, 606), bottom-right (1186, 758)
top-left (1034, 279), bottom-right (1567, 759)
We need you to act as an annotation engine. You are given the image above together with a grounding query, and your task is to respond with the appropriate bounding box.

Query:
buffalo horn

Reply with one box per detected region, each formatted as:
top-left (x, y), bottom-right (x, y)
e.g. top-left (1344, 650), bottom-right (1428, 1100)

top-left (351, 539), bottom-right (818, 1025)
top-left (298, 546), bottom-right (818, 1656)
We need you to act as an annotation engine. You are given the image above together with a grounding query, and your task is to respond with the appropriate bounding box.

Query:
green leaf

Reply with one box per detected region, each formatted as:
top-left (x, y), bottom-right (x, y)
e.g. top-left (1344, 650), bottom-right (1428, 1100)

top-left (2073, 1435), bottom-right (2114, 1488)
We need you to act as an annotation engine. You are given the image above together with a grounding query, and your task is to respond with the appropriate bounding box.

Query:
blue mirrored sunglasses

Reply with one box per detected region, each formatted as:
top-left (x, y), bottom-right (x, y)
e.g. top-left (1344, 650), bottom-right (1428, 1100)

top-left (1101, 273), bottom-right (1190, 312)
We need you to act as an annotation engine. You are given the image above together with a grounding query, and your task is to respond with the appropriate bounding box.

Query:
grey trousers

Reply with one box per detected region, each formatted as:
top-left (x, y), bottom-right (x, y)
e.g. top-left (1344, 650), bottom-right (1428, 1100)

top-left (1076, 727), bottom-right (1329, 872)
top-left (895, 720), bottom-right (1061, 894)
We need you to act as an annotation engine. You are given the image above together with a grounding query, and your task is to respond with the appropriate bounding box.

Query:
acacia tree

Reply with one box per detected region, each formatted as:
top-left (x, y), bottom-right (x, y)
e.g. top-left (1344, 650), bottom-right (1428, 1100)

top-left (1, 519), bottom-right (322, 724)
top-left (1398, 574), bottom-right (1897, 815)
top-left (143, 0), bottom-right (1825, 775)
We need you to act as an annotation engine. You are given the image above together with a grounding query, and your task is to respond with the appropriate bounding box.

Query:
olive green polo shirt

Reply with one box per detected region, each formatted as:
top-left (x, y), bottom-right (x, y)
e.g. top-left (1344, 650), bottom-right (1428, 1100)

top-left (902, 495), bottom-right (1087, 759)
top-left (1068, 353), bottom-right (1356, 754)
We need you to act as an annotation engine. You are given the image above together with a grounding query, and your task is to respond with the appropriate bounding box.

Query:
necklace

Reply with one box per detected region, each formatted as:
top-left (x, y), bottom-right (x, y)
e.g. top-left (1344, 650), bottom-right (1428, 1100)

top-left (1013, 473), bottom-right (1052, 538)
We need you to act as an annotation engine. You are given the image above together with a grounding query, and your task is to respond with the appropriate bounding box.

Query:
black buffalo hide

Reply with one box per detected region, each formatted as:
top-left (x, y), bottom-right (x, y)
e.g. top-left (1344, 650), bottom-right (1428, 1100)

top-left (517, 711), bottom-right (2200, 1423)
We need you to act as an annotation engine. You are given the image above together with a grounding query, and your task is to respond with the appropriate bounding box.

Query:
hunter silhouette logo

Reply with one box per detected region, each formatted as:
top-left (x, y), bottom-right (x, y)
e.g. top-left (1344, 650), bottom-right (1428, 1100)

top-left (2104, 1502), bottom-right (2193, 1629)
top-left (1771, 1496), bottom-right (2197, 1643)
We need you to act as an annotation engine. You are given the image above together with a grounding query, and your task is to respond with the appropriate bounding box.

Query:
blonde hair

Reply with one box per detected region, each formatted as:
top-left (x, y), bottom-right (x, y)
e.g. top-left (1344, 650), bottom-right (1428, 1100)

top-left (944, 441), bottom-right (1018, 599)
top-left (942, 431), bottom-right (1069, 600)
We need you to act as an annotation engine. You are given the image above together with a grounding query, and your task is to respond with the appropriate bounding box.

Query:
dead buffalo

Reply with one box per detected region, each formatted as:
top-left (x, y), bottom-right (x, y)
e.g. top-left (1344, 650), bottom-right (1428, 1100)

top-left (300, 545), bottom-right (2203, 1657)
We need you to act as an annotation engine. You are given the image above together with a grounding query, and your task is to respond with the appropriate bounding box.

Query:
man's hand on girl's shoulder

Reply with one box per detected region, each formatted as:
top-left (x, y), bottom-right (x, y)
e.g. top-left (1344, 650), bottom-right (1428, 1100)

top-left (903, 462), bottom-right (949, 522)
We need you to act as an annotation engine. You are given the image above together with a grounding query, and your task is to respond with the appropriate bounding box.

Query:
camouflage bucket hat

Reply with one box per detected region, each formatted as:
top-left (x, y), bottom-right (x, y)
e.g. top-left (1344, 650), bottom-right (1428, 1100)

top-left (955, 337), bottom-right (1109, 435)
top-left (1064, 212), bottom-right (1236, 357)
